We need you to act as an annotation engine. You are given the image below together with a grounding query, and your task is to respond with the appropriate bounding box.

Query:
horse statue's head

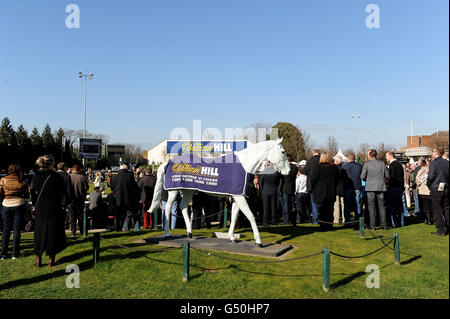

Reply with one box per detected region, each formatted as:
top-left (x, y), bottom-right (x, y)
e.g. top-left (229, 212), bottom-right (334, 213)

top-left (266, 138), bottom-right (291, 175)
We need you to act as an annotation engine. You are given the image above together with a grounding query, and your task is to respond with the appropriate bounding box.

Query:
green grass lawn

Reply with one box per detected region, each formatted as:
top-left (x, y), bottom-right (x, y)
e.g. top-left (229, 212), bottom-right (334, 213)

top-left (0, 215), bottom-right (448, 299)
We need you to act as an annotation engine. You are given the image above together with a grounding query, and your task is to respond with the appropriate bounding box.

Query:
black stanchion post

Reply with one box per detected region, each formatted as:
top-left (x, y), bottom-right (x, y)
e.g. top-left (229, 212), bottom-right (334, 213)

top-left (93, 233), bottom-right (100, 265)
top-left (359, 217), bottom-right (365, 238)
top-left (322, 247), bottom-right (330, 292)
top-left (394, 233), bottom-right (400, 265)
top-left (182, 242), bottom-right (190, 282)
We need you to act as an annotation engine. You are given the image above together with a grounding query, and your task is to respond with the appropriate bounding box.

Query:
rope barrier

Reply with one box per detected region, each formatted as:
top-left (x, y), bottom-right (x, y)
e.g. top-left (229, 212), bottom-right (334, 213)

top-left (98, 225), bottom-right (400, 263)
top-left (317, 219), bottom-right (360, 225)
top-left (329, 237), bottom-right (395, 259)
top-left (156, 209), bottom-right (224, 222)
top-left (191, 210), bottom-right (223, 222)
top-left (191, 247), bottom-right (323, 264)
top-left (363, 223), bottom-right (419, 257)
top-left (363, 223), bottom-right (394, 243)
top-left (89, 213), bottom-right (420, 291)
top-left (100, 237), bottom-right (182, 253)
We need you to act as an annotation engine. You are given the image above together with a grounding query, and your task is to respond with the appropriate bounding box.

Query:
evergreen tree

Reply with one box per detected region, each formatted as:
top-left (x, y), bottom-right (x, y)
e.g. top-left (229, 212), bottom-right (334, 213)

top-left (30, 127), bottom-right (42, 147)
top-left (15, 125), bottom-right (30, 146)
top-left (0, 117), bottom-right (17, 168)
top-left (0, 117), bottom-right (17, 147)
top-left (42, 123), bottom-right (55, 152)
top-left (15, 125), bottom-right (33, 168)
top-left (54, 128), bottom-right (65, 148)
top-left (30, 127), bottom-right (44, 162)
top-left (53, 127), bottom-right (65, 162)
top-left (271, 122), bottom-right (305, 162)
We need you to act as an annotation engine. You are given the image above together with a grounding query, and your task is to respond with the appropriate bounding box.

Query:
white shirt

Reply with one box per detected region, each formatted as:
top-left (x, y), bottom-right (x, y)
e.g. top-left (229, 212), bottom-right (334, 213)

top-left (295, 175), bottom-right (307, 194)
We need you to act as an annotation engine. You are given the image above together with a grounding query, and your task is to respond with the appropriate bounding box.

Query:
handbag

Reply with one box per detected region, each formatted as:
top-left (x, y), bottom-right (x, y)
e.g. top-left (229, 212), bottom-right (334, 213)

top-left (25, 175), bottom-right (51, 232)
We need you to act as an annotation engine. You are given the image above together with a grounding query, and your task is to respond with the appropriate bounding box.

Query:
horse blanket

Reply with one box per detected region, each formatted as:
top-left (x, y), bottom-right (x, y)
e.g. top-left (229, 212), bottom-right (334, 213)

top-left (164, 154), bottom-right (251, 196)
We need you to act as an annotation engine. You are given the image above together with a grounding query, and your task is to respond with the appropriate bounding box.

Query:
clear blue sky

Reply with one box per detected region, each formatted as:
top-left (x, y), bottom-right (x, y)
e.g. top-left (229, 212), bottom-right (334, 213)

top-left (1, 0), bottom-right (448, 152)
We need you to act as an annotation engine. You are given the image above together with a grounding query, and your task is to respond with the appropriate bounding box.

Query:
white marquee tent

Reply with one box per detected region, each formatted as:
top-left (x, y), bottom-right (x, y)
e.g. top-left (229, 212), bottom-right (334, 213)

top-left (333, 149), bottom-right (348, 163)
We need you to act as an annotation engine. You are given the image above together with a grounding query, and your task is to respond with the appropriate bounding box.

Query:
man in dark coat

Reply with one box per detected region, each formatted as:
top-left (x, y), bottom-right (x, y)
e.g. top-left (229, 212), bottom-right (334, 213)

top-left (427, 147), bottom-right (449, 236)
top-left (385, 152), bottom-right (405, 228)
top-left (111, 164), bottom-right (140, 231)
top-left (280, 155), bottom-right (298, 225)
top-left (303, 149), bottom-right (320, 224)
top-left (260, 163), bottom-right (282, 226)
top-left (248, 176), bottom-right (263, 224)
top-left (69, 164), bottom-right (89, 236)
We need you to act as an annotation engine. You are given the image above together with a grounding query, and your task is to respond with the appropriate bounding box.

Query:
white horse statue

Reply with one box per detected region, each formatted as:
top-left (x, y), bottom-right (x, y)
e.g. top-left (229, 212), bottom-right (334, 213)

top-left (148, 138), bottom-right (290, 246)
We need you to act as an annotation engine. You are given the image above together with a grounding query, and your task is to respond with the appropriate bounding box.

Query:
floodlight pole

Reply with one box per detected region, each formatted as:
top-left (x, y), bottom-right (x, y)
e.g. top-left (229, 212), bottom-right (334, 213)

top-left (78, 72), bottom-right (94, 166)
top-left (83, 76), bottom-right (87, 139)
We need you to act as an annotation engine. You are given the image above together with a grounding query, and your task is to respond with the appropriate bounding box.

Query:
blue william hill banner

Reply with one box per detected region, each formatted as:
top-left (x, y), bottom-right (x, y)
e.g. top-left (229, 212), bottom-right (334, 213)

top-left (164, 154), bottom-right (251, 196)
top-left (166, 140), bottom-right (247, 155)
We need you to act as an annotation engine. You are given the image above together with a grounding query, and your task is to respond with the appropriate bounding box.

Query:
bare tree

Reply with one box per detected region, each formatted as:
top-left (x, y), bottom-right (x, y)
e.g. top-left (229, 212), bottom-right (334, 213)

top-left (300, 128), bottom-right (313, 157)
top-left (358, 143), bottom-right (370, 163)
top-left (327, 136), bottom-right (338, 155)
top-left (123, 143), bottom-right (145, 164)
top-left (63, 129), bottom-right (110, 147)
top-left (376, 142), bottom-right (395, 161)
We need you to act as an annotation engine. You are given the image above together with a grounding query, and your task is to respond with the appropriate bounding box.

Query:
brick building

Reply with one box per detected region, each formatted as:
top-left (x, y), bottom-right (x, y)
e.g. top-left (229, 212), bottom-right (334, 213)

top-left (403, 130), bottom-right (449, 158)
top-left (406, 130), bottom-right (449, 149)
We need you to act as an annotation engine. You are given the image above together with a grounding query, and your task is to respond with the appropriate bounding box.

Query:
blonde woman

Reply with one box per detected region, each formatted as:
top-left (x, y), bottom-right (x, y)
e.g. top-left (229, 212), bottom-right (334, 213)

top-left (31, 155), bottom-right (66, 268)
top-left (94, 171), bottom-right (103, 189)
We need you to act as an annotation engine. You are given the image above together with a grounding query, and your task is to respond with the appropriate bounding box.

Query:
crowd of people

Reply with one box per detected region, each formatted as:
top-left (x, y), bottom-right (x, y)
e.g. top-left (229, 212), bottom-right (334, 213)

top-left (0, 147), bottom-right (448, 267)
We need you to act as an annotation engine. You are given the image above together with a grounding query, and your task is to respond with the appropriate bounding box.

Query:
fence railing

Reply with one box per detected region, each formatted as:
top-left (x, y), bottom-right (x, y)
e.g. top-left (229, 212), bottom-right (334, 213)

top-left (91, 215), bottom-right (406, 292)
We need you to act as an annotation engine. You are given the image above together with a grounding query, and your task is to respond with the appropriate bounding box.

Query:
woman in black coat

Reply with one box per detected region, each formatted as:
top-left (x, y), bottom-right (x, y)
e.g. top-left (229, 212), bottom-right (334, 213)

top-left (31, 155), bottom-right (66, 267)
top-left (308, 153), bottom-right (339, 231)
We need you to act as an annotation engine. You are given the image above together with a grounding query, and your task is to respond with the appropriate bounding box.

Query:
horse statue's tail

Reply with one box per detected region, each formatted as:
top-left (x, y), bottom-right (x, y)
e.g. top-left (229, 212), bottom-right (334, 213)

top-left (148, 162), bottom-right (167, 213)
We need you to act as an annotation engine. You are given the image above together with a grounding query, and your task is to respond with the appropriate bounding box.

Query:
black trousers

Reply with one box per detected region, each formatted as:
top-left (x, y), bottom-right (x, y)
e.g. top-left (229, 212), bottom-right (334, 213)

top-left (68, 202), bottom-right (85, 236)
top-left (431, 189), bottom-right (449, 234)
top-left (119, 206), bottom-right (138, 231)
top-left (386, 187), bottom-right (404, 228)
top-left (295, 193), bottom-right (310, 222)
top-left (114, 205), bottom-right (127, 232)
top-left (262, 194), bottom-right (277, 226)
top-left (316, 200), bottom-right (334, 231)
top-left (418, 195), bottom-right (433, 224)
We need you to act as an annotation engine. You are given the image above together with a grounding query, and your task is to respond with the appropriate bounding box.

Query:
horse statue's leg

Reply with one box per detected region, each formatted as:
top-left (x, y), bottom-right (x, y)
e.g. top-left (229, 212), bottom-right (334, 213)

top-left (227, 201), bottom-right (240, 242)
top-left (164, 190), bottom-right (178, 238)
top-left (232, 195), bottom-right (262, 246)
top-left (179, 190), bottom-right (194, 238)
